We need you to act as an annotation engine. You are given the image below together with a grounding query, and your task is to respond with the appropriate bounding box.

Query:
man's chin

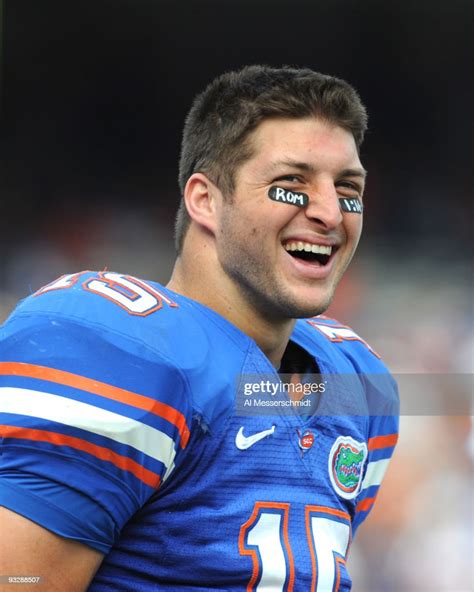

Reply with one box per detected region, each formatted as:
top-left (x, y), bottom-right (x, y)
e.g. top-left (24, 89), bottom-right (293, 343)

top-left (292, 301), bottom-right (333, 319)
top-left (245, 280), bottom-right (336, 322)
top-left (287, 287), bottom-right (335, 319)
top-left (269, 292), bottom-right (335, 320)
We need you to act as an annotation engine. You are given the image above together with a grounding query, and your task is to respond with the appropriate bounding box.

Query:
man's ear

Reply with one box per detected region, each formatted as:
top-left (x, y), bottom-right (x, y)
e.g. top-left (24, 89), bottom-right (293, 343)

top-left (183, 172), bottom-right (221, 234)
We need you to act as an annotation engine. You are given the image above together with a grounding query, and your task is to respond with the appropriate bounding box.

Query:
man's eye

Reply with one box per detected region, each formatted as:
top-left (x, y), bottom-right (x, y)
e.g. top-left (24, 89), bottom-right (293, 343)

top-left (276, 175), bottom-right (301, 183)
top-left (337, 181), bottom-right (362, 194)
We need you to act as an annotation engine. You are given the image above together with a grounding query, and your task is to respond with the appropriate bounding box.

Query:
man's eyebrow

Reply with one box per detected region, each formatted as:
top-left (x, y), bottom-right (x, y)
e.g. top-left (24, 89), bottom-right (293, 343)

top-left (267, 160), bottom-right (367, 179)
top-left (267, 160), bottom-right (316, 174)
top-left (339, 167), bottom-right (368, 179)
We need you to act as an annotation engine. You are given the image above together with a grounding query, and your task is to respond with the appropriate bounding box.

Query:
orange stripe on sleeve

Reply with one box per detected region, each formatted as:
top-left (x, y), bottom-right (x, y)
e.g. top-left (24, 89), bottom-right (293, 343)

top-left (368, 433), bottom-right (398, 451)
top-left (307, 505), bottom-right (351, 521)
top-left (356, 497), bottom-right (375, 513)
top-left (0, 424), bottom-right (161, 489)
top-left (0, 362), bottom-right (190, 448)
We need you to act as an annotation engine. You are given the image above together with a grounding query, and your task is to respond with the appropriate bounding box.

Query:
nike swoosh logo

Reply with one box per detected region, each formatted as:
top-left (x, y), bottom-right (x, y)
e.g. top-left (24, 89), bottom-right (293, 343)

top-left (235, 425), bottom-right (276, 450)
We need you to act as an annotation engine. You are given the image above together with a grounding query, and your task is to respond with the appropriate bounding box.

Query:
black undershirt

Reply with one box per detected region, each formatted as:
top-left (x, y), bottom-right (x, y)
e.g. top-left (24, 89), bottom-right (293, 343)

top-left (278, 340), bottom-right (320, 376)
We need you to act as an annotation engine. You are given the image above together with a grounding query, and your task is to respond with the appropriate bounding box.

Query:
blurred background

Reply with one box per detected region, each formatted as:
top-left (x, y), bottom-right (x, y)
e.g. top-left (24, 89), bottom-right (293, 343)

top-left (0, 0), bottom-right (473, 590)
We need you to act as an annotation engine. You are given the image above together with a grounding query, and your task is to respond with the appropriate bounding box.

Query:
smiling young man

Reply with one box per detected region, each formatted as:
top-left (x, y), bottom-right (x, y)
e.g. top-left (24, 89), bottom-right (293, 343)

top-left (170, 115), bottom-right (366, 366)
top-left (0, 66), bottom-right (398, 591)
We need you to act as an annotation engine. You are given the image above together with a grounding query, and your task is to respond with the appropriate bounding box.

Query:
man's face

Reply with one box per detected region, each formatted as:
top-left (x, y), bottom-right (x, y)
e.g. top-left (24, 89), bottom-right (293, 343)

top-left (215, 117), bottom-right (366, 319)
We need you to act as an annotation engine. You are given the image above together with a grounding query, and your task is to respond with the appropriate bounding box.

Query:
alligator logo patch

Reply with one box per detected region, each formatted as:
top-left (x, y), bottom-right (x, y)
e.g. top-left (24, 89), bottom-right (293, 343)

top-left (328, 436), bottom-right (367, 499)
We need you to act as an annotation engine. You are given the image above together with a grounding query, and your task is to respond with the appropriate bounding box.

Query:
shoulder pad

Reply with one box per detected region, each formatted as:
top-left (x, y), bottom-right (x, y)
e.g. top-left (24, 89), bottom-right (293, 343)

top-left (294, 316), bottom-right (398, 415)
top-left (2, 271), bottom-right (212, 370)
top-left (294, 315), bottom-right (387, 372)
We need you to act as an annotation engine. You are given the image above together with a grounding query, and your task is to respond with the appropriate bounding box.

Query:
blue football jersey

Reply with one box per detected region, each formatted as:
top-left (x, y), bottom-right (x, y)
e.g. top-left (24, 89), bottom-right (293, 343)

top-left (0, 271), bottom-right (399, 591)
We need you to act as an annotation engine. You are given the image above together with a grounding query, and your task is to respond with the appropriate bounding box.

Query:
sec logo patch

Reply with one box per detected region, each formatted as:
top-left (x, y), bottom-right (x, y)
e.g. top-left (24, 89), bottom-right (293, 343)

top-left (298, 429), bottom-right (315, 451)
top-left (328, 436), bottom-right (367, 499)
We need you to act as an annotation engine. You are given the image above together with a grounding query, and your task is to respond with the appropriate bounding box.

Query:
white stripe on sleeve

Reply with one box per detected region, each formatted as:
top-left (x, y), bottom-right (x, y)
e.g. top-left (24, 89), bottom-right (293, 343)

top-left (0, 387), bottom-right (176, 479)
top-left (361, 458), bottom-right (390, 491)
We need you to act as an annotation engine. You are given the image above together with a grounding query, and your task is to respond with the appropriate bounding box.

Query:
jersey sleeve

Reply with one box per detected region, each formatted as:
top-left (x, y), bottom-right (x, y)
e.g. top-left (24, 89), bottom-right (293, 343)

top-left (0, 300), bottom-right (192, 554)
top-left (352, 373), bottom-right (399, 534)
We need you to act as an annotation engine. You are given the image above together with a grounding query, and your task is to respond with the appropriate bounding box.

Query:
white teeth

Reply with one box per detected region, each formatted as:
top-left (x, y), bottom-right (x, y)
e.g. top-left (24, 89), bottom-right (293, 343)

top-left (284, 242), bottom-right (332, 255)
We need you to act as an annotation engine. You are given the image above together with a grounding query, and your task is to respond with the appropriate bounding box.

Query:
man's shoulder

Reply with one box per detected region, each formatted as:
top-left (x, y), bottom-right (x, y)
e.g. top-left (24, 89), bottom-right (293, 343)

top-left (293, 315), bottom-right (387, 372)
top-left (1, 271), bottom-right (215, 370)
top-left (1, 270), bottom-right (250, 435)
top-left (294, 315), bottom-right (398, 415)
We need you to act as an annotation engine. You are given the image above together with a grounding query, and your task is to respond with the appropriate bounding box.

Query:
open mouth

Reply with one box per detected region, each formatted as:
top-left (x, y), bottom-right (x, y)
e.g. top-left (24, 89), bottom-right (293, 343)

top-left (283, 241), bottom-right (333, 266)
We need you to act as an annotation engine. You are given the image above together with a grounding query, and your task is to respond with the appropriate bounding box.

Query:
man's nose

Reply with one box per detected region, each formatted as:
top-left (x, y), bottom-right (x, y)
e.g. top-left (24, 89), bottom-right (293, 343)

top-left (303, 183), bottom-right (343, 229)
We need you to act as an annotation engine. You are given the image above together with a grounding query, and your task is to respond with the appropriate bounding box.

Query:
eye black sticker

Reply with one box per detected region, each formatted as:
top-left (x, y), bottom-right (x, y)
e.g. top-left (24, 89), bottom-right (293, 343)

top-left (268, 186), bottom-right (309, 208)
top-left (339, 198), bottom-right (363, 213)
top-left (268, 187), bottom-right (363, 213)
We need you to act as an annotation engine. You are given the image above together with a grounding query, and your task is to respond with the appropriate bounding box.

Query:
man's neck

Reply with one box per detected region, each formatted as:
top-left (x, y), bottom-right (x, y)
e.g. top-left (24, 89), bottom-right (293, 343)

top-left (167, 257), bottom-right (295, 368)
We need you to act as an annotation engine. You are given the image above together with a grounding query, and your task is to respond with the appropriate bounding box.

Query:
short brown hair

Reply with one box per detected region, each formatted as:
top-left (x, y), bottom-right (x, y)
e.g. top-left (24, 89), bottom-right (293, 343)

top-left (175, 64), bottom-right (368, 252)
